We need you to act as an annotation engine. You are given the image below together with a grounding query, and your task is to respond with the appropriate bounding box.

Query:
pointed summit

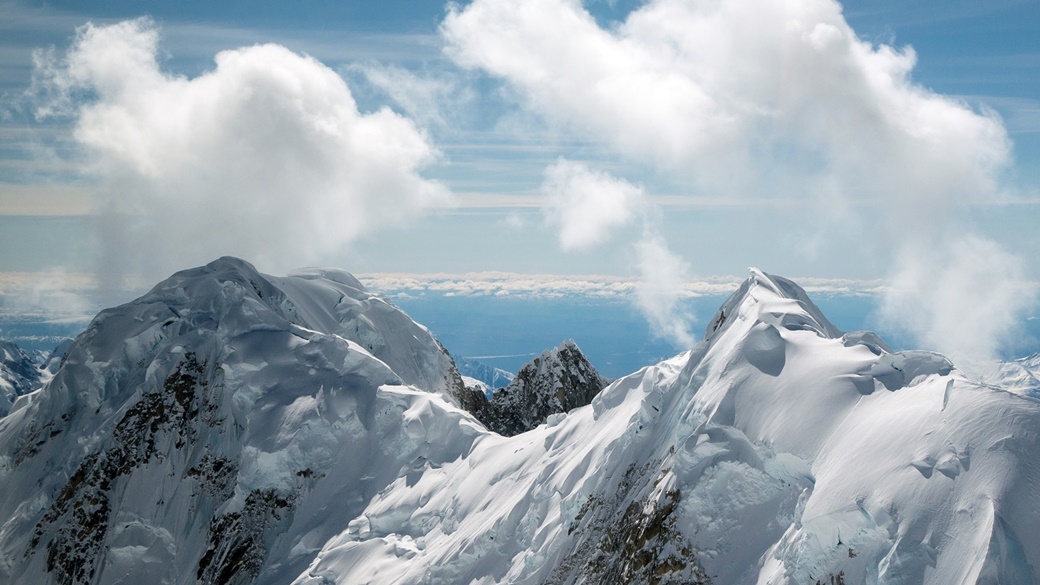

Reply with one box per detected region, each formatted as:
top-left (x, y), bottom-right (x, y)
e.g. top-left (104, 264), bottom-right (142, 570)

top-left (464, 339), bottom-right (611, 436)
top-left (704, 268), bottom-right (843, 344)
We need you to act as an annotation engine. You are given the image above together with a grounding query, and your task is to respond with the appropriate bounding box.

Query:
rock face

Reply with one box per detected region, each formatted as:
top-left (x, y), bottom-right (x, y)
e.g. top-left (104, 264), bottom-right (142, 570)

top-left (463, 340), bottom-right (611, 436)
top-left (0, 339), bottom-right (43, 416)
top-left (2, 262), bottom-right (1039, 585)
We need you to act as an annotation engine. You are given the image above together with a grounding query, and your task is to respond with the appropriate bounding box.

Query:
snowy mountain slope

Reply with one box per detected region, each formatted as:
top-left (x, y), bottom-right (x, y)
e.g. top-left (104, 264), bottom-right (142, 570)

top-left (676, 270), bottom-right (1040, 584)
top-left (0, 339), bottom-right (44, 417)
top-left (291, 269), bottom-right (1040, 585)
top-left (40, 338), bottom-right (74, 376)
top-left (461, 339), bottom-right (611, 436)
top-left (970, 353), bottom-right (1040, 399)
top-left (0, 257), bottom-right (467, 585)
top-left (1, 261), bottom-right (1038, 585)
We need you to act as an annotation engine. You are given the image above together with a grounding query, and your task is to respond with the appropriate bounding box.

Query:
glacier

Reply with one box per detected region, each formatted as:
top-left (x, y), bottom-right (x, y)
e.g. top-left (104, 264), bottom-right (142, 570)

top-left (0, 257), bottom-right (1037, 584)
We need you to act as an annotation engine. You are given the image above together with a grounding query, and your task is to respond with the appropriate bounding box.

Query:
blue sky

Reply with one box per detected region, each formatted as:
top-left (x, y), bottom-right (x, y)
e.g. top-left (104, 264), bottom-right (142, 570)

top-left (1, 0), bottom-right (1040, 360)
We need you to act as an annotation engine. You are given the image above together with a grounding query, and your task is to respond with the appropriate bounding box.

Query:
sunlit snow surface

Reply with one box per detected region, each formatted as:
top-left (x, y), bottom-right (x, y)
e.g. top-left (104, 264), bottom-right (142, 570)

top-left (295, 268), bottom-right (1040, 585)
top-left (1, 260), bottom-right (1038, 584)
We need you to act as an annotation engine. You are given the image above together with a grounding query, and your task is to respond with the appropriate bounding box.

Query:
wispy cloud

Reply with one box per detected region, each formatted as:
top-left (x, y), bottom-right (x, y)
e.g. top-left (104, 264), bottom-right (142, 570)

top-left (350, 63), bottom-right (474, 130)
top-left (0, 183), bottom-right (91, 215)
top-left (0, 269), bottom-right (99, 323)
top-left (880, 234), bottom-right (1036, 362)
top-left (535, 158), bottom-right (698, 345)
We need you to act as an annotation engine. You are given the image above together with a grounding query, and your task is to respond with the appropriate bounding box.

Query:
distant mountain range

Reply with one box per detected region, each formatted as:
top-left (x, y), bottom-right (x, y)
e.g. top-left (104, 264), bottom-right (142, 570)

top-left (1, 257), bottom-right (1038, 584)
top-left (453, 354), bottom-right (515, 394)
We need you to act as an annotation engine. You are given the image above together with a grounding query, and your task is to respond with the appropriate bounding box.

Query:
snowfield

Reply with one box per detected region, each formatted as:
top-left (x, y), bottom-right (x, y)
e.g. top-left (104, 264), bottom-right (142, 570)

top-left (0, 258), bottom-right (1037, 584)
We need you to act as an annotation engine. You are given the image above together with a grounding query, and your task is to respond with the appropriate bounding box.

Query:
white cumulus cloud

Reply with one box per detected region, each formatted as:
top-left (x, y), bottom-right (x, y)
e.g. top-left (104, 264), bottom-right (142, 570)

top-left (542, 159), bottom-right (644, 251)
top-left (443, 0), bottom-right (1009, 206)
top-left (31, 18), bottom-right (450, 287)
top-left (443, 0), bottom-right (1030, 362)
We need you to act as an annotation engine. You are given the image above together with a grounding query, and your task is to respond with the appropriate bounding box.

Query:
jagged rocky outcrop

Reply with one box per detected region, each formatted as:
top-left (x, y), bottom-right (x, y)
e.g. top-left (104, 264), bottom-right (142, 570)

top-left (0, 339), bottom-right (44, 416)
top-left (462, 340), bottom-right (611, 436)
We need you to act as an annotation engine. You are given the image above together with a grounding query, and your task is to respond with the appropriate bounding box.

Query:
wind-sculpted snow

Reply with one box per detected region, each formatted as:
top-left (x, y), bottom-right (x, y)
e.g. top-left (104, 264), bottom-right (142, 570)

top-left (677, 269), bottom-right (1040, 584)
top-left (0, 261), bottom-right (1038, 584)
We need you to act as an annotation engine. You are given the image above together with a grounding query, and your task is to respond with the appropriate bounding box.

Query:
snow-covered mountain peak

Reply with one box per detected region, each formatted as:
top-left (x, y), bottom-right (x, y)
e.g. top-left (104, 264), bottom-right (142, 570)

top-left (454, 354), bottom-right (514, 394)
top-left (650, 269), bottom-right (1040, 584)
top-left (527, 338), bottom-right (582, 375)
top-left (70, 257), bottom-right (461, 408)
top-left (0, 257), bottom-right (471, 585)
top-left (506, 338), bottom-right (610, 406)
top-left (973, 352), bottom-right (1040, 396)
top-left (2, 259), bottom-right (1038, 585)
top-left (705, 267), bottom-right (843, 344)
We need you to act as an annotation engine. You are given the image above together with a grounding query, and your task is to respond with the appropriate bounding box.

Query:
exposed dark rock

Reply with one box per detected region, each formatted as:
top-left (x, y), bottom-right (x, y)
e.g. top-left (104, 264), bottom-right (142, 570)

top-left (550, 460), bottom-right (710, 585)
top-left (27, 353), bottom-right (216, 585)
top-left (462, 340), bottom-right (610, 436)
top-left (196, 489), bottom-right (296, 585)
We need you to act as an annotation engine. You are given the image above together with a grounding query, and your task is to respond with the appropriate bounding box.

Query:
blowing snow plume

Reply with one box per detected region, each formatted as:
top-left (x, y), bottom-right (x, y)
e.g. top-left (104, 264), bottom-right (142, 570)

top-left (443, 0), bottom-right (1030, 362)
top-left (541, 160), bottom-right (694, 347)
top-left (881, 234), bottom-right (1033, 363)
top-left (634, 232), bottom-right (695, 347)
top-left (30, 18), bottom-right (449, 289)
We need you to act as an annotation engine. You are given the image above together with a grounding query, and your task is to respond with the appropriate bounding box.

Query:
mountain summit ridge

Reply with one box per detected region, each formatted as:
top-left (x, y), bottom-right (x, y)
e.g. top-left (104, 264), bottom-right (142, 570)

top-left (0, 260), bottom-right (1037, 585)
